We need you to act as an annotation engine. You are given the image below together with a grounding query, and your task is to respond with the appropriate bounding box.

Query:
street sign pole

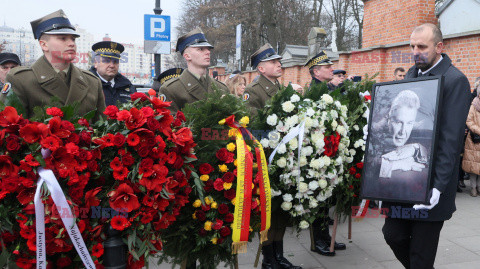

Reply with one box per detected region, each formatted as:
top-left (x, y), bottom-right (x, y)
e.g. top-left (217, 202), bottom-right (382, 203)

top-left (154, 0), bottom-right (162, 78)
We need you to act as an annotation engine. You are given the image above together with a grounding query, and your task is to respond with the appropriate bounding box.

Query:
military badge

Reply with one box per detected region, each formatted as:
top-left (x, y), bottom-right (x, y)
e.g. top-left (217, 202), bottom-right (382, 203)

top-left (243, 93), bottom-right (249, 101)
top-left (159, 94), bottom-right (167, 102)
top-left (1, 83), bottom-right (11, 94)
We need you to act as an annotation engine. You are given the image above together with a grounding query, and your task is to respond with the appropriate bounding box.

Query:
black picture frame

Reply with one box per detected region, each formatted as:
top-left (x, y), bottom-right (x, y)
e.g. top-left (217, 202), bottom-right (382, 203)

top-left (360, 76), bottom-right (444, 204)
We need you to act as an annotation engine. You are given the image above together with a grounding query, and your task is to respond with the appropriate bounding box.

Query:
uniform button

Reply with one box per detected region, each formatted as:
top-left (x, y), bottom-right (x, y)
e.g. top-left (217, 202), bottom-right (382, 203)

top-left (41, 75), bottom-right (46, 79)
top-left (188, 83), bottom-right (191, 86)
top-left (266, 87), bottom-right (269, 89)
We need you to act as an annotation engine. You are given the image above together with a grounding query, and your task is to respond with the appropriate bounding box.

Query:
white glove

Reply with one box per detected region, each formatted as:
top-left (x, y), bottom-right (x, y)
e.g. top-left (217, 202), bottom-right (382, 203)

top-left (413, 188), bottom-right (441, 210)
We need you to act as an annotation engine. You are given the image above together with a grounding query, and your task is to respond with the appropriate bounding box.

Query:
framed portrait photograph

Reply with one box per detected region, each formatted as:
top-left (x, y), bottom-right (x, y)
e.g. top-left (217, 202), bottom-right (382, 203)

top-left (360, 76), bottom-right (444, 204)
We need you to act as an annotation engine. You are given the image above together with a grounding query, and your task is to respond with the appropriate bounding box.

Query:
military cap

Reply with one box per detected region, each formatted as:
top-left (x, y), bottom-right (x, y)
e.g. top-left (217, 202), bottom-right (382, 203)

top-left (176, 28), bottom-right (213, 54)
top-left (333, 69), bottom-right (346, 75)
top-left (0, 53), bottom-right (21, 66)
top-left (92, 41), bottom-right (125, 60)
top-left (30, 9), bottom-right (79, 40)
top-left (305, 50), bottom-right (333, 69)
top-left (250, 43), bottom-right (282, 69)
top-left (157, 68), bottom-right (183, 85)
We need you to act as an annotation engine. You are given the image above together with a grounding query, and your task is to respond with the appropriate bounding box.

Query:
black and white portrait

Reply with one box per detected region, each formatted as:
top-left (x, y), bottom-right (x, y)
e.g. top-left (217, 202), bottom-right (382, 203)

top-left (361, 77), bottom-right (442, 204)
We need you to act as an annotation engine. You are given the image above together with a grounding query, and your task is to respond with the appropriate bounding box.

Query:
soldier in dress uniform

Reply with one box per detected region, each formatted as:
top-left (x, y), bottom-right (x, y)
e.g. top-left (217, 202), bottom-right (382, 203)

top-left (152, 67), bottom-right (183, 93)
top-left (244, 44), bottom-right (301, 269)
top-left (305, 52), bottom-right (346, 257)
top-left (0, 9), bottom-right (106, 122)
top-left (90, 41), bottom-right (136, 106)
top-left (159, 28), bottom-right (228, 112)
top-left (243, 43), bottom-right (283, 113)
top-left (0, 52), bottom-right (21, 89)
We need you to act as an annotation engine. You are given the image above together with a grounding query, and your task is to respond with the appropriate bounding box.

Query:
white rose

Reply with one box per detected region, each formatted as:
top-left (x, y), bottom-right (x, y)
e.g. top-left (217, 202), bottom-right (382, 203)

top-left (277, 157), bottom-right (287, 168)
top-left (306, 108), bottom-right (315, 117)
top-left (260, 138), bottom-right (270, 148)
top-left (334, 100), bottom-right (341, 108)
top-left (301, 146), bottom-right (313, 157)
top-left (269, 140), bottom-right (278, 149)
top-left (277, 143), bottom-right (287, 154)
top-left (266, 114), bottom-right (278, 126)
top-left (304, 117), bottom-right (314, 129)
top-left (289, 138), bottom-right (298, 150)
top-left (285, 115), bottom-right (298, 128)
top-left (346, 156), bottom-right (354, 163)
top-left (283, 193), bottom-right (293, 202)
top-left (322, 156), bottom-right (331, 166)
top-left (298, 182), bottom-right (309, 193)
top-left (353, 125), bottom-right (359, 131)
top-left (268, 131), bottom-right (281, 142)
top-left (331, 121), bottom-right (338, 129)
top-left (330, 110), bottom-right (338, 119)
top-left (319, 179), bottom-right (328, 189)
top-left (299, 156), bottom-right (308, 167)
top-left (321, 94), bottom-right (334, 104)
top-left (310, 158), bottom-right (324, 170)
top-left (309, 199), bottom-right (318, 208)
top-left (308, 181), bottom-right (319, 191)
top-left (290, 94), bottom-right (300, 103)
top-left (335, 157), bottom-right (343, 165)
top-left (281, 202), bottom-right (292, 211)
top-left (317, 193), bottom-right (327, 202)
top-left (336, 125), bottom-right (347, 136)
top-left (299, 220), bottom-right (310, 229)
top-left (349, 149), bottom-right (356, 156)
top-left (282, 101), bottom-right (295, 113)
top-left (294, 204), bottom-right (304, 213)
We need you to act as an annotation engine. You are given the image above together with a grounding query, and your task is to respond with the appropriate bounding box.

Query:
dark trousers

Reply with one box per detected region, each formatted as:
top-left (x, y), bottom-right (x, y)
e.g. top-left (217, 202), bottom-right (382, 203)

top-left (382, 218), bottom-right (444, 269)
top-left (264, 209), bottom-right (289, 245)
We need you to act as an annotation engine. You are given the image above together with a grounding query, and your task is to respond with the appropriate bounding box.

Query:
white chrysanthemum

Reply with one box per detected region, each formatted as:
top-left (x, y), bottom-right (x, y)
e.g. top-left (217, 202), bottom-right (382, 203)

top-left (349, 149), bottom-right (356, 156)
top-left (338, 143), bottom-right (346, 151)
top-left (266, 114), bottom-right (278, 126)
top-left (331, 121), bottom-right (338, 129)
top-left (290, 94), bottom-right (300, 103)
top-left (354, 140), bottom-right (361, 148)
top-left (283, 193), bottom-right (293, 202)
top-left (330, 110), bottom-right (338, 119)
top-left (309, 181), bottom-right (319, 191)
top-left (334, 100), bottom-right (341, 108)
top-left (281, 202), bottom-right (292, 211)
top-left (299, 156), bottom-right (308, 167)
top-left (306, 108), bottom-right (315, 117)
top-left (289, 138), bottom-right (298, 150)
top-left (277, 143), bottom-right (287, 154)
top-left (260, 138), bottom-right (269, 148)
top-left (277, 157), bottom-right (287, 168)
top-left (291, 169), bottom-right (301, 177)
top-left (298, 182), bottom-right (309, 193)
top-left (282, 101), bottom-right (295, 113)
top-left (268, 140), bottom-right (278, 149)
top-left (309, 199), bottom-right (318, 209)
top-left (346, 156), bottom-right (354, 163)
top-left (299, 220), bottom-right (309, 229)
top-left (304, 117), bottom-right (314, 129)
top-left (321, 94), bottom-right (334, 104)
top-left (353, 125), bottom-right (359, 131)
top-left (336, 125), bottom-right (347, 136)
top-left (322, 156), bottom-right (331, 166)
top-left (301, 146), bottom-right (313, 157)
top-left (310, 158), bottom-right (324, 170)
top-left (335, 157), bottom-right (343, 165)
top-left (285, 115), bottom-right (299, 128)
top-left (319, 179), bottom-right (328, 189)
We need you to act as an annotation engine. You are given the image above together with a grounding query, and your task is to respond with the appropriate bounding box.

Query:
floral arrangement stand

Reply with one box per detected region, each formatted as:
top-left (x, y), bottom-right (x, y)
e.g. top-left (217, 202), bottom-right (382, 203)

top-left (103, 226), bottom-right (126, 269)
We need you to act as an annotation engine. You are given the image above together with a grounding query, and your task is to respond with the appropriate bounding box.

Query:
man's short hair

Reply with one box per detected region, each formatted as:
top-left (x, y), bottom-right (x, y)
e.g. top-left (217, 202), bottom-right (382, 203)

top-left (413, 23), bottom-right (443, 44)
top-left (389, 90), bottom-right (420, 119)
top-left (394, 67), bottom-right (405, 74)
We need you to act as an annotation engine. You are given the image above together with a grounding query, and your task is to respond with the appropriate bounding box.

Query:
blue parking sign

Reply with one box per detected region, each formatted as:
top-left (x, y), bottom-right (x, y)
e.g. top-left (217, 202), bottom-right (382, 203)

top-left (144, 14), bottom-right (171, 41)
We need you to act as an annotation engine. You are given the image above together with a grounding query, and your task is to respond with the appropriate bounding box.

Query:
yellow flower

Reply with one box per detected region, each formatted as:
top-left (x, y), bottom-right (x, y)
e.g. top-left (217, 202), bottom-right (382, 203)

top-left (256, 188), bottom-right (261, 195)
top-left (224, 182), bottom-right (232, 190)
top-left (249, 226), bottom-right (253, 232)
top-left (234, 159), bottom-right (238, 166)
top-left (193, 199), bottom-right (202, 208)
top-left (253, 163), bottom-right (258, 169)
top-left (231, 198), bottom-right (236, 205)
top-left (192, 212), bottom-right (197, 219)
top-left (211, 237), bottom-right (218, 244)
top-left (227, 143), bottom-right (236, 152)
top-left (218, 119), bottom-right (226, 125)
top-left (239, 116), bottom-right (249, 127)
top-left (247, 145), bottom-right (252, 151)
top-left (200, 175), bottom-right (209, 182)
top-left (252, 183), bottom-right (255, 189)
top-left (228, 128), bottom-right (238, 137)
top-left (218, 164), bottom-right (228, 173)
top-left (205, 196), bottom-right (213, 205)
top-left (204, 221), bottom-right (212, 231)
top-left (211, 202), bottom-right (218, 209)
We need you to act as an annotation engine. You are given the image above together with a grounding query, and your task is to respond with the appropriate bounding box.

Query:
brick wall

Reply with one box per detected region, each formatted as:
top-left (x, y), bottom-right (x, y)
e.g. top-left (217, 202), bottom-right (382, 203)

top-left (362, 0), bottom-right (437, 48)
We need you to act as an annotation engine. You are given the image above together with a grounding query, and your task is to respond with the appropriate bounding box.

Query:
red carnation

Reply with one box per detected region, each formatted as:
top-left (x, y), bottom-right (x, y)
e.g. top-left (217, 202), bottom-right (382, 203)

top-left (116, 110), bottom-right (131, 121)
top-left (355, 173), bottom-right (361, 179)
top-left (127, 133), bottom-right (140, 146)
top-left (222, 172), bottom-right (235, 183)
top-left (140, 106), bottom-right (154, 118)
top-left (218, 204), bottom-right (229, 215)
top-left (109, 183), bottom-right (140, 212)
top-left (199, 163), bottom-right (214, 175)
top-left (171, 127), bottom-right (193, 147)
top-left (130, 92), bottom-right (148, 102)
top-left (224, 213), bottom-right (234, 223)
top-left (110, 157), bottom-right (123, 172)
top-left (113, 167), bottom-right (129, 181)
top-left (220, 226), bottom-right (231, 237)
top-left (323, 132), bottom-right (341, 157)
top-left (349, 167), bottom-right (357, 175)
top-left (176, 111), bottom-right (186, 122)
top-left (216, 148), bottom-right (234, 163)
top-left (224, 189), bottom-right (236, 200)
top-left (356, 162), bottom-right (364, 169)
top-left (111, 215), bottom-right (129, 231)
top-left (46, 107), bottom-right (64, 117)
top-left (92, 242), bottom-right (104, 258)
top-left (212, 219), bottom-right (223, 230)
top-left (78, 118), bottom-right (89, 127)
top-left (104, 105), bottom-right (119, 119)
top-left (122, 153), bottom-right (135, 167)
top-left (214, 178), bottom-right (224, 191)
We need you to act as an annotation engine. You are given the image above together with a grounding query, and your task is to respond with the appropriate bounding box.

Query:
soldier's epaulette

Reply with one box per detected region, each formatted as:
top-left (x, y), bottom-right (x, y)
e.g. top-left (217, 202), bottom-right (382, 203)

top-left (161, 76), bottom-right (181, 89)
top-left (8, 66), bottom-right (31, 76)
top-left (215, 80), bottom-right (228, 89)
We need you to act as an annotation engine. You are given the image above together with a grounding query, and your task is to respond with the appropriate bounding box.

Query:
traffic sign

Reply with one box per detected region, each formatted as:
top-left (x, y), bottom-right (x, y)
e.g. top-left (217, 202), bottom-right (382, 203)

top-left (144, 40), bottom-right (171, 54)
top-left (144, 14), bottom-right (171, 41)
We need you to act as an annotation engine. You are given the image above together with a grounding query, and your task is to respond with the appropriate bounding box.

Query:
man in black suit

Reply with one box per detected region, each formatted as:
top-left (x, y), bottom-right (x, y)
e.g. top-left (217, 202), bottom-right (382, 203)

top-left (382, 23), bottom-right (471, 269)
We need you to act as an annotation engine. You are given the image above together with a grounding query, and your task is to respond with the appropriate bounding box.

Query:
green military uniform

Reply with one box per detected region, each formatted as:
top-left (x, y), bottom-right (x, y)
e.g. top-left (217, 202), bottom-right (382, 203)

top-left (159, 67), bottom-right (228, 112)
top-left (1, 56), bottom-right (105, 121)
top-left (244, 74), bottom-right (281, 111)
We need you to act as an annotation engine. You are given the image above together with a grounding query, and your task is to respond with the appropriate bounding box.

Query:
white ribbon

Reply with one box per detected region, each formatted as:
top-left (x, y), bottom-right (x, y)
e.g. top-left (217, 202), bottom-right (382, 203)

top-left (34, 161), bottom-right (95, 268)
top-left (269, 121), bottom-right (305, 181)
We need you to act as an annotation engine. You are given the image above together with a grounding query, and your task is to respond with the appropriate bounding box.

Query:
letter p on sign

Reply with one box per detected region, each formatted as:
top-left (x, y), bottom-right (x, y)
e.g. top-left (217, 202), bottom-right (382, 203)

top-left (144, 14), bottom-right (171, 41)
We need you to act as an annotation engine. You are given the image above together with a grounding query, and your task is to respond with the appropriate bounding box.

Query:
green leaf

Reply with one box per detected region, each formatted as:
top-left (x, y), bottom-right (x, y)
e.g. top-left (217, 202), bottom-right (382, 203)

top-left (0, 249), bottom-right (10, 268)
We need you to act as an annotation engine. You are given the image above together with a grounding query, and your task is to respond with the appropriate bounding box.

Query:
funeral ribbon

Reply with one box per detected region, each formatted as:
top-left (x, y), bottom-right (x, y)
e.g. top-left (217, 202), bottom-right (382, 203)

top-left (222, 116), bottom-right (271, 254)
top-left (34, 150), bottom-right (95, 269)
top-left (268, 120), bottom-right (305, 182)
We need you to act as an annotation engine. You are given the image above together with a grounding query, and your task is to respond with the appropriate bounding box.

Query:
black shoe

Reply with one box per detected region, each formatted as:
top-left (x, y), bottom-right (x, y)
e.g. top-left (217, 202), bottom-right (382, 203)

top-left (262, 244), bottom-right (280, 269)
top-left (311, 238), bottom-right (335, 256)
top-left (459, 180), bottom-right (466, 188)
top-left (272, 241), bottom-right (302, 269)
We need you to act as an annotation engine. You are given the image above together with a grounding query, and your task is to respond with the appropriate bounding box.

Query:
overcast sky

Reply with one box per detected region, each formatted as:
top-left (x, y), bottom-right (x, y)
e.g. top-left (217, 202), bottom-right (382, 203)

top-left (1, 0), bottom-right (183, 44)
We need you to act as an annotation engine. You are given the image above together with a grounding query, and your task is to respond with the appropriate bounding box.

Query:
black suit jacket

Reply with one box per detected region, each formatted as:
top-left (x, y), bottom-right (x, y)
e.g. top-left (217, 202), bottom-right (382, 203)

top-left (384, 54), bottom-right (471, 221)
